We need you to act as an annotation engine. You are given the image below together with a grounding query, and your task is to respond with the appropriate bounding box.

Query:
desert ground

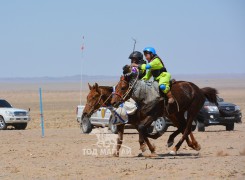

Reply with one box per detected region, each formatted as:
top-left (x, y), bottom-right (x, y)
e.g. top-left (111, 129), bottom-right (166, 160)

top-left (0, 77), bottom-right (245, 180)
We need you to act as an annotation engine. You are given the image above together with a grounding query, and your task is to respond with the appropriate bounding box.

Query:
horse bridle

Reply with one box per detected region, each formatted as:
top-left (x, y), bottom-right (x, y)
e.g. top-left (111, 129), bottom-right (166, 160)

top-left (85, 90), bottom-right (112, 117)
top-left (113, 72), bottom-right (139, 103)
top-left (85, 72), bottom-right (139, 117)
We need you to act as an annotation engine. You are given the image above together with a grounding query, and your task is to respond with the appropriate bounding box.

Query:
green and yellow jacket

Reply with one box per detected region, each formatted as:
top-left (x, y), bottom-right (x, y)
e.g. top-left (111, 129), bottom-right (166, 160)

top-left (139, 56), bottom-right (167, 81)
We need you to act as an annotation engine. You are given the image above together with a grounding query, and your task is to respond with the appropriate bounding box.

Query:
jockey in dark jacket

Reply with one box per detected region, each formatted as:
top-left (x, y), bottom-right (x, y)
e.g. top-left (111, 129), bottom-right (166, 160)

top-left (128, 51), bottom-right (146, 79)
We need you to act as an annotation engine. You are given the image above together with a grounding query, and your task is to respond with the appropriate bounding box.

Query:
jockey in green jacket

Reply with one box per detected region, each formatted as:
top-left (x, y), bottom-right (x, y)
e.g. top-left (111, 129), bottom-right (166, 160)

top-left (135, 47), bottom-right (174, 104)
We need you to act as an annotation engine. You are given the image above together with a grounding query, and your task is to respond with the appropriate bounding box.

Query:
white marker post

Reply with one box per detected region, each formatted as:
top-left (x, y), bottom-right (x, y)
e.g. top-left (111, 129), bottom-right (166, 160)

top-left (39, 88), bottom-right (45, 137)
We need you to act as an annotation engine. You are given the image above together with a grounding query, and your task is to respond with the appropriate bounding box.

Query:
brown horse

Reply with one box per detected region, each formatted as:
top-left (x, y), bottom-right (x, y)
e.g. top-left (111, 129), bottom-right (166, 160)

top-left (82, 83), bottom-right (159, 157)
top-left (111, 65), bottom-right (218, 155)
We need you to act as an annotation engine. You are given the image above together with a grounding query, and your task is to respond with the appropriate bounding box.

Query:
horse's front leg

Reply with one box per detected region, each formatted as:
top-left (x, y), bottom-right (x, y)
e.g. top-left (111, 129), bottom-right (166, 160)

top-left (138, 123), bottom-right (157, 157)
top-left (136, 127), bottom-right (147, 153)
top-left (113, 124), bottom-right (125, 157)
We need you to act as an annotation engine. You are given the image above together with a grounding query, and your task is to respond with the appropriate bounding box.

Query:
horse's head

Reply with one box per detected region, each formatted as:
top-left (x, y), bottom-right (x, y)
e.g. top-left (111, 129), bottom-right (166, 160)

top-left (111, 65), bottom-right (138, 107)
top-left (82, 83), bottom-right (104, 119)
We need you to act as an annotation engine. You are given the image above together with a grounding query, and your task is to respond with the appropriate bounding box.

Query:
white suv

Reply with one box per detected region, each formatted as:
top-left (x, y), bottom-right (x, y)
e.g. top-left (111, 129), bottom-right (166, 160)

top-left (0, 99), bottom-right (31, 130)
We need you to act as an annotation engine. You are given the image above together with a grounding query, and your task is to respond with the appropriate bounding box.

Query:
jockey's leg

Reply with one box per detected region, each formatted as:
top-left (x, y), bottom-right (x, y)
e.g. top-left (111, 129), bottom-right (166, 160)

top-left (158, 73), bottom-right (174, 104)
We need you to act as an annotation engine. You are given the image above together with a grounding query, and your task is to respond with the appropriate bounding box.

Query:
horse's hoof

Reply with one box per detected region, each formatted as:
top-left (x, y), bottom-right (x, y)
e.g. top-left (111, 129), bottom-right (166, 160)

top-left (138, 151), bottom-right (151, 157)
top-left (138, 153), bottom-right (144, 157)
top-left (167, 141), bottom-right (174, 147)
top-left (113, 153), bottom-right (119, 157)
top-left (169, 150), bottom-right (177, 155)
top-left (195, 144), bottom-right (201, 151)
top-left (142, 151), bottom-right (150, 157)
top-left (150, 152), bottom-right (158, 157)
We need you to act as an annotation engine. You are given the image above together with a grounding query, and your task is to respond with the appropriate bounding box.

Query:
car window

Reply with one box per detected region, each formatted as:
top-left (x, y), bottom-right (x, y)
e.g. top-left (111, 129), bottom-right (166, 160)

top-left (0, 100), bottom-right (12, 108)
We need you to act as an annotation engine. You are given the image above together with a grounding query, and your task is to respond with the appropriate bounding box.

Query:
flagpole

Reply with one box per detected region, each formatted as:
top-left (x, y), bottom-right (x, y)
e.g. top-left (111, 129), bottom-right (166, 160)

top-left (80, 36), bottom-right (85, 105)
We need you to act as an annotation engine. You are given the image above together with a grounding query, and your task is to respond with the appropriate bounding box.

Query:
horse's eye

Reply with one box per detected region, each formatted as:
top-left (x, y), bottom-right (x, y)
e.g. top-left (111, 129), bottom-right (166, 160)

top-left (121, 87), bottom-right (126, 91)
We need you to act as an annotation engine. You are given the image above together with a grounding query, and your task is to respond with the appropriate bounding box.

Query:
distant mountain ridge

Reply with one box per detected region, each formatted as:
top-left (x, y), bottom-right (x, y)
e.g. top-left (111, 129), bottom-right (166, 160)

top-left (0, 75), bottom-right (119, 83)
top-left (0, 74), bottom-right (244, 83)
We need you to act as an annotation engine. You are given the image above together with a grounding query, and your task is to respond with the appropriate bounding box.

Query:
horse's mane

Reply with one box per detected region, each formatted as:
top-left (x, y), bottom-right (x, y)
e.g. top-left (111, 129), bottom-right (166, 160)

top-left (98, 86), bottom-right (114, 92)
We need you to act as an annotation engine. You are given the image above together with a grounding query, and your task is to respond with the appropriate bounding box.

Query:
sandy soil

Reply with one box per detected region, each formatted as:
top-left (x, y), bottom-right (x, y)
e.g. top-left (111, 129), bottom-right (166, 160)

top-left (0, 78), bottom-right (245, 179)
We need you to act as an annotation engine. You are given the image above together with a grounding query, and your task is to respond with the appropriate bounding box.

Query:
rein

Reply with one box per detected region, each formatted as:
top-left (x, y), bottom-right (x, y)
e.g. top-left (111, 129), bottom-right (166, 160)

top-left (113, 72), bottom-right (139, 103)
top-left (86, 89), bottom-right (113, 116)
top-left (85, 91), bottom-right (103, 116)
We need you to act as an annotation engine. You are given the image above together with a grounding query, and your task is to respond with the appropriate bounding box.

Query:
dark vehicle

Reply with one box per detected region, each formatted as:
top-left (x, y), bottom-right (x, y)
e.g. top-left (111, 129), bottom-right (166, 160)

top-left (196, 96), bottom-right (242, 132)
top-left (157, 96), bottom-right (242, 132)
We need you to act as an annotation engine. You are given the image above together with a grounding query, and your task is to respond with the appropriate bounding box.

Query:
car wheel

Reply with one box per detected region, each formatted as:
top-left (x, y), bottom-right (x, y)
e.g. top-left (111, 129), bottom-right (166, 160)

top-left (14, 123), bottom-right (27, 130)
top-left (0, 116), bottom-right (7, 130)
top-left (154, 117), bottom-right (168, 133)
top-left (226, 123), bottom-right (234, 131)
top-left (80, 117), bottom-right (93, 134)
top-left (197, 121), bottom-right (205, 132)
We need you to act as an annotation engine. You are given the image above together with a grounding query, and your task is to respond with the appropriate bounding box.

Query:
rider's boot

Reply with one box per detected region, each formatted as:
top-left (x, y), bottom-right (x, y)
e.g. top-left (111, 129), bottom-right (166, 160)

top-left (167, 91), bottom-right (175, 104)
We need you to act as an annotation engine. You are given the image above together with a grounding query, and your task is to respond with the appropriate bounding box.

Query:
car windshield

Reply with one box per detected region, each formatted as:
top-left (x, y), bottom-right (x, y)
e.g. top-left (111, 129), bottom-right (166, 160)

top-left (0, 100), bottom-right (12, 108)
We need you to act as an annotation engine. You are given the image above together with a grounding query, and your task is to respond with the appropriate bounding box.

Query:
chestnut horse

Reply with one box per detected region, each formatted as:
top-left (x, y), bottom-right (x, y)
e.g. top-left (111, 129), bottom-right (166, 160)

top-left (82, 83), bottom-right (159, 157)
top-left (111, 65), bottom-right (218, 155)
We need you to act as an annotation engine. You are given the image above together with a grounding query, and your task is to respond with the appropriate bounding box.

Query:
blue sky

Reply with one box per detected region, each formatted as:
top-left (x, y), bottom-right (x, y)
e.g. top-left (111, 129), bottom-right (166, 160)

top-left (0, 0), bottom-right (245, 78)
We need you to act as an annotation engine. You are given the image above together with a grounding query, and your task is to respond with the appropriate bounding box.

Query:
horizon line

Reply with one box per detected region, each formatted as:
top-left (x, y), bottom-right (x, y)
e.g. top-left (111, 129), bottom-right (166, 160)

top-left (0, 73), bottom-right (245, 79)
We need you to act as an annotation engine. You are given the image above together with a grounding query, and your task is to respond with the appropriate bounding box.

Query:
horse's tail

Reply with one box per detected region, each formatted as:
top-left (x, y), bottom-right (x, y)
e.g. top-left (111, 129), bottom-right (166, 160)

top-left (201, 87), bottom-right (219, 106)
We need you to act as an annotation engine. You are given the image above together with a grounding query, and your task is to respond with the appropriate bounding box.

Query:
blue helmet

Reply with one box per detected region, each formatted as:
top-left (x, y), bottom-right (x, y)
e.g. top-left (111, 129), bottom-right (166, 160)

top-left (143, 47), bottom-right (156, 55)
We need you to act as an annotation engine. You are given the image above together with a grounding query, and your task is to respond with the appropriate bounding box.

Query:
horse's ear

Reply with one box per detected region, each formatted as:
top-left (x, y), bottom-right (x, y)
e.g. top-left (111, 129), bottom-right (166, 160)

top-left (120, 76), bottom-right (124, 81)
top-left (94, 83), bottom-right (99, 91)
top-left (88, 83), bottom-right (92, 90)
top-left (123, 64), bottom-right (131, 75)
